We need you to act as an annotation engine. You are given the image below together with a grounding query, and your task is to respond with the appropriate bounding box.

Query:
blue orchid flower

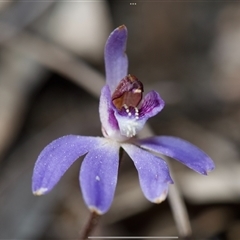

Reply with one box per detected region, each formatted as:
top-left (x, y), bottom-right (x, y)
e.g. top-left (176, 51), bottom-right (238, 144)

top-left (32, 25), bottom-right (215, 215)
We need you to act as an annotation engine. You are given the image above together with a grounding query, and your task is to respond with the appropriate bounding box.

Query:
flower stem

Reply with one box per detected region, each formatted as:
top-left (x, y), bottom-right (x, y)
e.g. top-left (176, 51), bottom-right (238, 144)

top-left (80, 211), bottom-right (100, 240)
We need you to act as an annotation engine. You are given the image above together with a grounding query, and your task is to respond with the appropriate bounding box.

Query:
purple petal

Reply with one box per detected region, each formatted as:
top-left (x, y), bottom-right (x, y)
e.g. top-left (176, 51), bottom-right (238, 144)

top-left (32, 135), bottom-right (103, 195)
top-left (80, 139), bottom-right (120, 214)
top-left (104, 25), bottom-right (128, 92)
top-left (99, 85), bottom-right (119, 134)
top-left (122, 143), bottom-right (173, 203)
top-left (138, 136), bottom-right (215, 175)
top-left (139, 90), bottom-right (165, 118)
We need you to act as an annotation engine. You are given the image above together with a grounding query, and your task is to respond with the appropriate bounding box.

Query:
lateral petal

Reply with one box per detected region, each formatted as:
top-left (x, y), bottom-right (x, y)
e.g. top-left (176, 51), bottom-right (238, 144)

top-left (138, 136), bottom-right (215, 175)
top-left (80, 139), bottom-right (120, 214)
top-left (122, 143), bottom-right (173, 203)
top-left (32, 135), bottom-right (102, 195)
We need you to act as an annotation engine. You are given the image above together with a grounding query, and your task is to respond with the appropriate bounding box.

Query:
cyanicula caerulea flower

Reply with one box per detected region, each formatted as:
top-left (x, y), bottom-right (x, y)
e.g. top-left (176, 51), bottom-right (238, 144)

top-left (32, 25), bottom-right (215, 215)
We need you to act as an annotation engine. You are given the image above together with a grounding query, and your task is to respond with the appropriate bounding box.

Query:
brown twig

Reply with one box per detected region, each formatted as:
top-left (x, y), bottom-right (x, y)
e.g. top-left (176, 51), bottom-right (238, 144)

top-left (3, 31), bottom-right (105, 98)
top-left (0, 1), bottom-right (54, 43)
top-left (80, 211), bottom-right (100, 240)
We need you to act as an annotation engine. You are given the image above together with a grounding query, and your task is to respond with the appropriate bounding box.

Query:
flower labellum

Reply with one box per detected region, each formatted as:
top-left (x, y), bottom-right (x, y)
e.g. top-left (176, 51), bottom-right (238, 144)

top-left (112, 74), bottom-right (143, 109)
top-left (112, 74), bottom-right (143, 119)
top-left (32, 25), bottom-right (215, 215)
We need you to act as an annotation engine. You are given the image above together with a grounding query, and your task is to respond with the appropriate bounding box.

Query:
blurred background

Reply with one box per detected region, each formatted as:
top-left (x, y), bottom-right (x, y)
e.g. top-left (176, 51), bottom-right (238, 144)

top-left (0, 1), bottom-right (240, 239)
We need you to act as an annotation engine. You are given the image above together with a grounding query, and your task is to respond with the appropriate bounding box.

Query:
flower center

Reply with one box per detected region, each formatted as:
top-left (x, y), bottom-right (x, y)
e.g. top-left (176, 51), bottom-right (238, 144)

top-left (112, 74), bottom-right (144, 119)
